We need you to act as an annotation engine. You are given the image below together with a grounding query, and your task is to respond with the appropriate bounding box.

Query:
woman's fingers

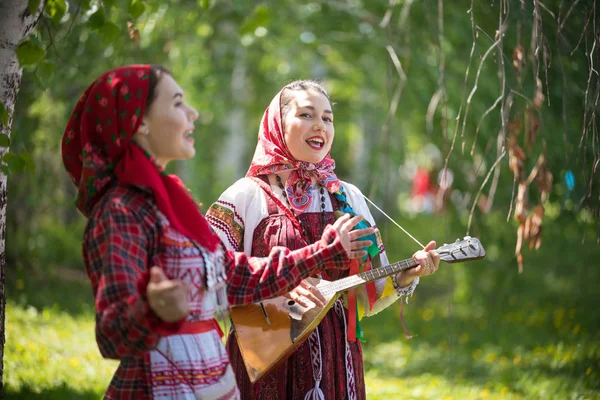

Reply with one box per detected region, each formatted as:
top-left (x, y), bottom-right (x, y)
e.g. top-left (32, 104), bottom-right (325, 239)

top-left (412, 252), bottom-right (439, 277)
top-left (342, 215), bottom-right (364, 232)
top-left (332, 213), bottom-right (351, 229)
top-left (411, 240), bottom-right (442, 277)
top-left (298, 281), bottom-right (326, 305)
top-left (350, 239), bottom-right (373, 250)
top-left (147, 275), bottom-right (191, 322)
top-left (423, 240), bottom-right (436, 252)
top-left (286, 281), bottom-right (326, 307)
top-left (349, 227), bottom-right (376, 241)
top-left (349, 250), bottom-right (368, 259)
top-left (149, 266), bottom-right (168, 283)
top-left (293, 287), bottom-right (324, 307)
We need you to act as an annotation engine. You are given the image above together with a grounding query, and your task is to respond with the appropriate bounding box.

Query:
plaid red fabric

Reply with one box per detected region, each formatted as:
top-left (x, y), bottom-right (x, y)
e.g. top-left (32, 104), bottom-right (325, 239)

top-left (84, 184), bottom-right (348, 399)
top-left (226, 226), bottom-right (348, 306)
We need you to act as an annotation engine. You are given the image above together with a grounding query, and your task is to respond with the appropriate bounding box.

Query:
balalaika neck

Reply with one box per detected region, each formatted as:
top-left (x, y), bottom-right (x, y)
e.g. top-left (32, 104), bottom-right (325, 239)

top-left (319, 257), bottom-right (419, 297)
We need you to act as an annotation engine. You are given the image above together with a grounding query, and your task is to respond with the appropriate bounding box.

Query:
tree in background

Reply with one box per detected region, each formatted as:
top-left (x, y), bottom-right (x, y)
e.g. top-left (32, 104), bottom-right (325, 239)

top-left (2, 0), bottom-right (598, 394)
top-left (0, 0), bottom-right (44, 394)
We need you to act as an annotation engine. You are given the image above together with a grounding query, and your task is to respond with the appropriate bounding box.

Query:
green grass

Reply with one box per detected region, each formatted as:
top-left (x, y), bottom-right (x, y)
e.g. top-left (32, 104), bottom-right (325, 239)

top-left (361, 295), bottom-right (600, 400)
top-left (4, 270), bottom-right (116, 399)
top-left (4, 214), bottom-right (600, 399)
top-left (360, 213), bottom-right (600, 400)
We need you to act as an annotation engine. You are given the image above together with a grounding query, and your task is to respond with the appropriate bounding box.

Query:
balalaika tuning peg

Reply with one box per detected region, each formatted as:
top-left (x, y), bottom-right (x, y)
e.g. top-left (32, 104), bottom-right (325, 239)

top-left (456, 238), bottom-right (460, 242)
top-left (464, 235), bottom-right (471, 240)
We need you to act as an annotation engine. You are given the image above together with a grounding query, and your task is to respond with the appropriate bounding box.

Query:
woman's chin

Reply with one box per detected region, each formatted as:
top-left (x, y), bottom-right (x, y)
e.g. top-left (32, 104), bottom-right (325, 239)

top-left (178, 147), bottom-right (196, 160)
top-left (297, 152), bottom-right (327, 164)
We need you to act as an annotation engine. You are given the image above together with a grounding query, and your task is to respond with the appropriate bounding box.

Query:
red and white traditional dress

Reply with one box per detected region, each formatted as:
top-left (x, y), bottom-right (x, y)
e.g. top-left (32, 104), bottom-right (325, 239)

top-left (63, 66), bottom-right (351, 400)
top-left (207, 88), bottom-right (419, 399)
top-left (208, 177), bottom-right (418, 400)
top-left (84, 184), bottom-right (348, 399)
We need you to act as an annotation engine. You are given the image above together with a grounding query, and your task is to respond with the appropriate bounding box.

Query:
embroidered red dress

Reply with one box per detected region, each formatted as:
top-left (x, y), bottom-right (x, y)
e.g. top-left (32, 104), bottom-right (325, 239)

top-left (63, 66), bottom-right (353, 400)
top-left (84, 183), bottom-right (349, 399)
top-left (208, 178), bottom-right (418, 400)
top-left (208, 87), bottom-right (418, 399)
top-left (232, 182), bottom-right (364, 399)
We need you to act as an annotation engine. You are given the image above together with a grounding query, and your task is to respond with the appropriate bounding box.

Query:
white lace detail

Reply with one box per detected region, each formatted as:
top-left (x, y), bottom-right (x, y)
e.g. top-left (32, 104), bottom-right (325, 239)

top-left (304, 329), bottom-right (325, 400)
top-left (334, 300), bottom-right (357, 400)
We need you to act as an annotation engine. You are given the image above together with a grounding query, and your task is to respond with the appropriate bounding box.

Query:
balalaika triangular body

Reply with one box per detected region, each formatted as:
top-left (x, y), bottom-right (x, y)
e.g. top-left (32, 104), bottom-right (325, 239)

top-left (230, 236), bottom-right (486, 383)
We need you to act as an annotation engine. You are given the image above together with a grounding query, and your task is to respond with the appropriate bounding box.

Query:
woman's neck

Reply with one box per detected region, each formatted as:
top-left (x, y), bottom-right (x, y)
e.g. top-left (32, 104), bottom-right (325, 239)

top-left (272, 170), bottom-right (292, 184)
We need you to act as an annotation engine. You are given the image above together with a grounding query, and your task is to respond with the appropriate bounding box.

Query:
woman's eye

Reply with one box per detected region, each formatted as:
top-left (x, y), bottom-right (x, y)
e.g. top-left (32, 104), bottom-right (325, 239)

top-left (299, 113), bottom-right (311, 118)
top-left (323, 117), bottom-right (333, 123)
top-left (175, 102), bottom-right (183, 107)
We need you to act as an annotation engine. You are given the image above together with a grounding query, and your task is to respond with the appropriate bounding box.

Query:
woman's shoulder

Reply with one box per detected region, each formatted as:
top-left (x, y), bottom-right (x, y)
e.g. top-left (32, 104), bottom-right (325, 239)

top-left (90, 183), bottom-right (156, 223)
top-left (225, 176), bottom-right (262, 191)
top-left (340, 180), bottom-right (365, 197)
top-left (215, 176), bottom-right (264, 204)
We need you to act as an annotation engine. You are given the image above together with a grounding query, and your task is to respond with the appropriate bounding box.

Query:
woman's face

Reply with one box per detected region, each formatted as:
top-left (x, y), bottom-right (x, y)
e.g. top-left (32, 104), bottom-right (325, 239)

top-left (134, 74), bottom-right (199, 167)
top-left (283, 88), bottom-right (334, 164)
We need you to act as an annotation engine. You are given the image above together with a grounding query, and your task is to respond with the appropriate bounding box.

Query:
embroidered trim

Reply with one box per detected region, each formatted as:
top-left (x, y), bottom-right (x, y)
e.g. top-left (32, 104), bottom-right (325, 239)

top-left (333, 300), bottom-right (357, 400)
top-left (304, 329), bottom-right (325, 400)
top-left (206, 203), bottom-right (244, 250)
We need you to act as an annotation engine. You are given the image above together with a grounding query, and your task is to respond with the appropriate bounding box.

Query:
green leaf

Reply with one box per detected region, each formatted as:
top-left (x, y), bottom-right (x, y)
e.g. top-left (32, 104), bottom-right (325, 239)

top-left (128, 0), bottom-right (145, 20)
top-left (47, 0), bottom-right (67, 24)
top-left (98, 23), bottom-right (121, 45)
top-left (88, 9), bottom-right (106, 30)
top-left (240, 5), bottom-right (271, 35)
top-left (15, 37), bottom-right (45, 66)
top-left (0, 103), bottom-right (8, 126)
top-left (3, 153), bottom-right (26, 174)
top-left (1, 151), bottom-right (35, 175)
top-left (199, 0), bottom-right (210, 9)
top-left (253, 5), bottom-right (271, 26)
top-left (36, 62), bottom-right (55, 87)
top-left (0, 135), bottom-right (10, 147)
top-left (27, 0), bottom-right (42, 15)
top-left (19, 151), bottom-right (36, 174)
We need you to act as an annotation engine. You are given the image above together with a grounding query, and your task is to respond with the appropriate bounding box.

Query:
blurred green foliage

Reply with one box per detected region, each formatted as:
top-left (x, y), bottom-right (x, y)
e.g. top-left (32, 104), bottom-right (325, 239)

top-left (5, 213), bottom-right (599, 399)
top-left (4, 0), bottom-right (599, 398)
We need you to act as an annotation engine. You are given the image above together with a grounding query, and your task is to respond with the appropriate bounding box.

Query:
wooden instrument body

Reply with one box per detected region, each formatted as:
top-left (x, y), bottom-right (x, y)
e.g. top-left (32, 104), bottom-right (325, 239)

top-left (229, 236), bottom-right (486, 383)
top-left (229, 278), bottom-right (337, 383)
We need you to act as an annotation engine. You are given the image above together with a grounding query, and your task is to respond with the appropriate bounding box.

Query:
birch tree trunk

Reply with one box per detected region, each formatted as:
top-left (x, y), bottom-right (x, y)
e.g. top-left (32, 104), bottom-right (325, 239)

top-left (0, 0), bottom-right (43, 396)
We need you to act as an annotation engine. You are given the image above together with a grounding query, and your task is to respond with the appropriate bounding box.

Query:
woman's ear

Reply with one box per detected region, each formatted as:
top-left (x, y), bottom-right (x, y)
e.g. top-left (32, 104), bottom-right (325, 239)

top-left (132, 117), bottom-right (151, 150)
top-left (136, 118), bottom-right (150, 136)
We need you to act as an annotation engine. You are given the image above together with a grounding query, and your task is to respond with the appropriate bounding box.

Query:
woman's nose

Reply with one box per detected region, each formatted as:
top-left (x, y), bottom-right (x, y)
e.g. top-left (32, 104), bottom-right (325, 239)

top-left (188, 106), bottom-right (199, 122)
top-left (313, 120), bottom-right (325, 132)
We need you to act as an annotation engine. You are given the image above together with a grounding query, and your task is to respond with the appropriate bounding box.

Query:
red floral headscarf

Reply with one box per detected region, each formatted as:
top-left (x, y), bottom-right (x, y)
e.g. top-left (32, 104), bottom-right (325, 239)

top-left (246, 90), bottom-right (342, 212)
top-left (62, 65), bottom-right (219, 252)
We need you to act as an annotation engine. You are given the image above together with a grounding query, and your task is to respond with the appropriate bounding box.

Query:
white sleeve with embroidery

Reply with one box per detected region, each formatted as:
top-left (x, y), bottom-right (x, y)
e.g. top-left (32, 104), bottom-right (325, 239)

top-left (206, 177), bottom-right (269, 254)
top-left (341, 181), bottom-right (419, 317)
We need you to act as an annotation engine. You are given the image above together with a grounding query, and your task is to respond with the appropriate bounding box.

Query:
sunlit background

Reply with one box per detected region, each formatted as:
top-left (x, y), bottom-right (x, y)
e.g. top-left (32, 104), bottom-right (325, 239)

top-left (4, 0), bottom-right (599, 399)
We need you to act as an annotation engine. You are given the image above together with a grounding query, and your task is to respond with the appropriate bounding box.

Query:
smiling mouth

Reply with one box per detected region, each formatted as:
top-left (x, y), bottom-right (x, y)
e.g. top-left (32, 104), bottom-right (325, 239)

top-left (306, 137), bottom-right (325, 150)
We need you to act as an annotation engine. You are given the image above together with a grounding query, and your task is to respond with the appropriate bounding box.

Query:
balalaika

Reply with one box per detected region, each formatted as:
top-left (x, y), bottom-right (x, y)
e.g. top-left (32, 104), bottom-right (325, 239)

top-left (229, 236), bottom-right (486, 383)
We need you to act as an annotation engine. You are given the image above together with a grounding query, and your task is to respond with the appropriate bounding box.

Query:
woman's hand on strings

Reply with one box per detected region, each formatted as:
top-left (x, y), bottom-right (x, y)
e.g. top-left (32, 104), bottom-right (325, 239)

top-left (147, 266), bottom-right (191, 322)
top-left (396, 241), bottom-right (440, 287)
top-left (330, 213), bottom-right (375, 259)
top-left (284, 278), bottom-right (326, 308)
